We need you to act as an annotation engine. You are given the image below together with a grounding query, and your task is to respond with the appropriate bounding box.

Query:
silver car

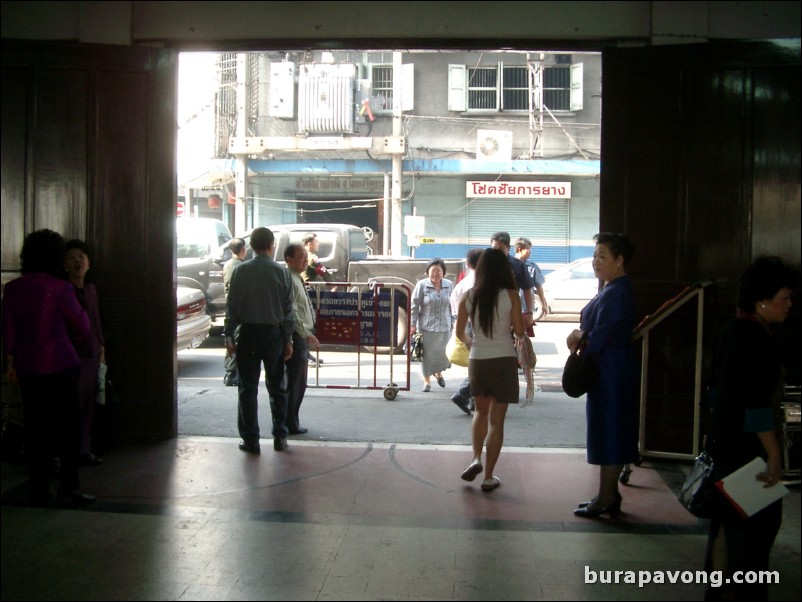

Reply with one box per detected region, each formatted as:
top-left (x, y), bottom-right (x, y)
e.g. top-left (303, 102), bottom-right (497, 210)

top-left (176, 285), bottom-right (212, 350)
top-left (542, 257), bottom-right (599, 315)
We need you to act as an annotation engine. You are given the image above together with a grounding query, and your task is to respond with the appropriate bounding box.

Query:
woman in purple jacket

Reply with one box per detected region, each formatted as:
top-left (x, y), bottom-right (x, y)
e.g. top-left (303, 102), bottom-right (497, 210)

top-left (64, 239), bottom-right (106, 466)
top-left (2, 229), bottom-right (93, 506)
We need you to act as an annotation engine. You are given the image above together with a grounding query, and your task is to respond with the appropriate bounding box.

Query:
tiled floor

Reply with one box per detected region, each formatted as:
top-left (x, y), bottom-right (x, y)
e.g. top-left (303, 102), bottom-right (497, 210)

top-left (2, 437), bottom-right (800, 601)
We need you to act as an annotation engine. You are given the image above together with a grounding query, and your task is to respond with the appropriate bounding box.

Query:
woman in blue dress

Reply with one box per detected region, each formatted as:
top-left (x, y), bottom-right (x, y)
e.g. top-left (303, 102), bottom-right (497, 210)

top-left (566, 233), bottom-right (638, 518)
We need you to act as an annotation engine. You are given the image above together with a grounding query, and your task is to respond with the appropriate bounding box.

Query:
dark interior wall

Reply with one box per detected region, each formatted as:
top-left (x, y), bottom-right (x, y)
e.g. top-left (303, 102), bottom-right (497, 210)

top-left (601, 41), bottom-right (801, 455)
top-left (1, 40), bottom-right (178, 441)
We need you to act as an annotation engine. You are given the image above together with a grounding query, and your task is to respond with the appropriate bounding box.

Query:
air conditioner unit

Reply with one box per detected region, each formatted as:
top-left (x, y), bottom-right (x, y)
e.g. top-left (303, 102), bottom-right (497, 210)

top-left (476, 130), bottom-right (513, 161)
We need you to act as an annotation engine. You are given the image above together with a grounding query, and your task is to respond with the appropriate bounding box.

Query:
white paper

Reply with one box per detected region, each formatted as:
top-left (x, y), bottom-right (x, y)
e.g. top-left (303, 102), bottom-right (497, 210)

top-left (716, 457), bottom-right (789, 518)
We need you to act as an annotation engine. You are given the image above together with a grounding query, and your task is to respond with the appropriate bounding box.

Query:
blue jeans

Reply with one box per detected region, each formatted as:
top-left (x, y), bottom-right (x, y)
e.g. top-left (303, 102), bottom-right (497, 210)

top-left (235, 325), bottom-right (289, 442)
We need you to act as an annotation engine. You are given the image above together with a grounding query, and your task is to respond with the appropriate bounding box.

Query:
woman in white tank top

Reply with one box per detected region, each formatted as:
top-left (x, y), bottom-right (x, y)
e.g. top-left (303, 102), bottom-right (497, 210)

top-left (455, 248), bottom-right (525, 492)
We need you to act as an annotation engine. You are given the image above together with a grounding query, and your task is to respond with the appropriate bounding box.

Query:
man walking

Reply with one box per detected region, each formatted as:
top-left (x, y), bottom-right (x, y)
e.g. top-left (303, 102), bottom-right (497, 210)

top-left (514, 236), bottom-right (549, 335)
top-left (222, 238), bottom-right (247, 386)
top-left (225, 227), bottom-right (295, 453)
top-left (283, 243), bottom-right (320, 436)
top-left (449, 248), bottom-right (482, 415)
top-left (490, 232), bottom-right (535, 332)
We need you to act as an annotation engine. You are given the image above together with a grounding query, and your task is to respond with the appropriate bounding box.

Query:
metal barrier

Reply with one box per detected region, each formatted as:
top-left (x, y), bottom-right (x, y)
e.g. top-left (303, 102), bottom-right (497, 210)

top-left (306, 281), bottom-right (412, 400)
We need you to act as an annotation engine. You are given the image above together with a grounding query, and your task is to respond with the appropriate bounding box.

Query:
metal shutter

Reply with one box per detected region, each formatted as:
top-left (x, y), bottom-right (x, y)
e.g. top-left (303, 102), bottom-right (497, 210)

top-left (467, 198), bottom-right (569, 263)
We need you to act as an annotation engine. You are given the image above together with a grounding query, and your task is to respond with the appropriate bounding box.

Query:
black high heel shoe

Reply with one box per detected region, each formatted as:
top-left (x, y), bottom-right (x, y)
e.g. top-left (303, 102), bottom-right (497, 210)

top-left (574, 496), bottom-right (622, 518)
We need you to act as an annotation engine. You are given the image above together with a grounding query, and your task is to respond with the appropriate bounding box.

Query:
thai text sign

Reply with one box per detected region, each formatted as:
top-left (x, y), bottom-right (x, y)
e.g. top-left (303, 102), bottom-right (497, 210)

top-left (466, 181), bottom-right (571, 198)
top-left (312, 290), bottom-right (404, 346)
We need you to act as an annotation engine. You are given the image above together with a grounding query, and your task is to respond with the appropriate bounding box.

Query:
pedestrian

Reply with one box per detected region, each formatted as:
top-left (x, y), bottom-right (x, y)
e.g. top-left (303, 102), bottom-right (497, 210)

top-left (456, 248), bottom-right (525, 492)
top-left (410, 258), bottom-right (454, 392)
top-left (449, 248), bottom-right (483, 415)
top-left (566, 232), bottom-right (638, 518)
top-left (490, 232), bottom-right (535, 333)
top-left (222, 238), bottom-right (247, 387)
top-left (63, 239), bottom-right (106, 466)
top-left (514, 236), bottom-right (549, 332)
top-left (224, 227), bottom-right (295, 453)
top-left (283, 243), bottom-right (320, 436)
top-left (2, 229), bottom-right (94, 506)
top-left (703, 256), bottom-right (798, 601)
top-left (302, 232), bottom-right (334, 283)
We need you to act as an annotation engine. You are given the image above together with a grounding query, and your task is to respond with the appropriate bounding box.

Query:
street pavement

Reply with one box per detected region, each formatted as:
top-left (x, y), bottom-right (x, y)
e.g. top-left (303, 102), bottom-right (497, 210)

top-left (177, 320), bottom-right (588, 448)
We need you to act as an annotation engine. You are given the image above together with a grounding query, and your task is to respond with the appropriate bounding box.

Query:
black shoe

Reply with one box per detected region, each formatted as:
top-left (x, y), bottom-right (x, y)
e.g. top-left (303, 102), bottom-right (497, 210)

top-left (574, 497), bottom-right (621, 518)
top-left (289, 427), bottom-right (308, 435)
top-left (450, 394), bottom-right (471, 416)
top-left (57, 490), bottom-right (96, 507)
top-left (273, 436), bottom-right (288, 451)
top-left (238, 441), bottom-right (261, 455)
top-left (224, 375), bottom-right (239, 387)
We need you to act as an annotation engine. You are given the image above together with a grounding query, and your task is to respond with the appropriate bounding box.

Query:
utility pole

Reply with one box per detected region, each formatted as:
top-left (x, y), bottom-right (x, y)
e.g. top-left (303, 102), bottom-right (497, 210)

top-left (390, 51), bottom-right (404, 256)
top-left (234, 53), bottom-right (248, 235)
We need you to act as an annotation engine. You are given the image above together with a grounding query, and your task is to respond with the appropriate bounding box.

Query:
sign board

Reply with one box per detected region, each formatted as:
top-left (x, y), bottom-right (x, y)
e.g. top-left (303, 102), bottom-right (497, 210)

top-left (465, 181), bottom-right (571, 199)
top-left (312, 290), bottom-right (404, 346)
top-left (176, 202), bottom-right (185, 216)
top-left (404, 215), bottom-right (425, 236)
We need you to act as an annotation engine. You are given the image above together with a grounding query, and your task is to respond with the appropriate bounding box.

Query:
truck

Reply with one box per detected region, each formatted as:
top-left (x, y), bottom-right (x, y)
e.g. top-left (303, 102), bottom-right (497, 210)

top-left (179, 223), bottom-right (465, 345)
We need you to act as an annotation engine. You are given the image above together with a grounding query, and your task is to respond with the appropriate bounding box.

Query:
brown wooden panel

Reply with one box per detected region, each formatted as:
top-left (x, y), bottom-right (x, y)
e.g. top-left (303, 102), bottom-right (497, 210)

top-left (0, 66), bottom-right (28, 270)
top-left (603, 41), bottom-right (801, 457)
top-left (33, 68), bottom-right (89, 237)
top-left (1, 39), bottom-right (177, 441)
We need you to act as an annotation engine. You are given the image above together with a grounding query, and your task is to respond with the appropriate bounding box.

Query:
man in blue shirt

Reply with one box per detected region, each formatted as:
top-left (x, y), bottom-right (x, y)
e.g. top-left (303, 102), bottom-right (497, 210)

top-left (225, 227), bottom-right (296, 453)
top-left (515, 236), bottom-right (549, 335)
top-left (490, 232), bottom-right (536, 332)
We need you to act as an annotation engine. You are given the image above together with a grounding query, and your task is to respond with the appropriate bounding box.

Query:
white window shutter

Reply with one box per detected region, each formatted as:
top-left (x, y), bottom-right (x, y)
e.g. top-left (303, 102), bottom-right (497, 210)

top-left (401, 63), bottom-right (414, 111)
top-left (570, 63), bottom-right (584, 111)
top-left (448, 64), bottom-right (466, 112)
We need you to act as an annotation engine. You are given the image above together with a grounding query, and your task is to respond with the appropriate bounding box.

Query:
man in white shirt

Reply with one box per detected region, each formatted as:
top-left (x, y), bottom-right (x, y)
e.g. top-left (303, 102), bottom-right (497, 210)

top-left (284, 243), bottom-right (320, 435)
top-left (449, 248), bottom-right (482, 415)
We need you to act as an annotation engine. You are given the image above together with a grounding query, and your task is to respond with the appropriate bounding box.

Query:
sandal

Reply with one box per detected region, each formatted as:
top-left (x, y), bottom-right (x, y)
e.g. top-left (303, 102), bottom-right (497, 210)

top-left (461, 462), bottom-right (483, 482)
top-left (481, 476), bottom-right (500, 492)
top-left (421, 384), bottom-right (431, 392)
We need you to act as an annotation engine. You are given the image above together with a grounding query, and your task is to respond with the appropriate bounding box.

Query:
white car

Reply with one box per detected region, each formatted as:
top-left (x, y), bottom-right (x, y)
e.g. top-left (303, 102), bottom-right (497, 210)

top-left (542, 257), bottom-right (599, 315)
top-left (176, 285), bottom-right (212, 350)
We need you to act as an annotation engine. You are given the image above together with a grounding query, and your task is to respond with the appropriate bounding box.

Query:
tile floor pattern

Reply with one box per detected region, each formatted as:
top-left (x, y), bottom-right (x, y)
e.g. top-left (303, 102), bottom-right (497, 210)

top-left (2, 437), bottom-right (800, 601)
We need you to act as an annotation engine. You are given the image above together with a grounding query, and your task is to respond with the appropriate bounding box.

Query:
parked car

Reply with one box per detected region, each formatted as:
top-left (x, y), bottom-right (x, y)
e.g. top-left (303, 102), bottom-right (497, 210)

top-left (176, 217), bottom-right (233, 320)
top-left (542, 257), bottom-right (599, 315)
top-left (176, 285), bottom-right (212, 350)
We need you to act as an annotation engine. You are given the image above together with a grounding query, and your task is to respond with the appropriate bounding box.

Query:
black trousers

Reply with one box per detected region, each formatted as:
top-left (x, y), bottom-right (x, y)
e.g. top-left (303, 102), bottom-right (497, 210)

top-left (285, 332), bottom-right (309, 432)
top-left (19, 367), bottom-right (82, 499)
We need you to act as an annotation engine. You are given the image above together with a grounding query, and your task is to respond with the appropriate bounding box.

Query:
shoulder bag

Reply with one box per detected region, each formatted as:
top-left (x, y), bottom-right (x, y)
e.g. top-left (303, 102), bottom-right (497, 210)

top-left (561, 331), bottom-right (596, 398)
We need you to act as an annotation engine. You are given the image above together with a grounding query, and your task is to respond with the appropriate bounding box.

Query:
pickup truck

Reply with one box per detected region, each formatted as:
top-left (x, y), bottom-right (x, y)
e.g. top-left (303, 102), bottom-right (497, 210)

top-left (190, 223), bottom-right (464, 333)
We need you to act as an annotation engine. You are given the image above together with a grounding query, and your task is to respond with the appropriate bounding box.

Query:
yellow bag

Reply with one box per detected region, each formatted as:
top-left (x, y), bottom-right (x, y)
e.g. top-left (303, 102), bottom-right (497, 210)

top-left (446, 333), bottom-right (469, 367)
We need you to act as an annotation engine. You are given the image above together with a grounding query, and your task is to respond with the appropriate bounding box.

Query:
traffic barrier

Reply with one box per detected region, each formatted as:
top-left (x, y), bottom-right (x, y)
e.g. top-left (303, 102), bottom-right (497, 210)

top-left (306, 281), bottom-right (412, 400)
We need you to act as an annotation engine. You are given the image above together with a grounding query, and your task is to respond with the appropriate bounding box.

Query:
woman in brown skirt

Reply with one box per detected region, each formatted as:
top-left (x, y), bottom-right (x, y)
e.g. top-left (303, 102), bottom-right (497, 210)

top-left (455, 248), bottom-right (525, 492)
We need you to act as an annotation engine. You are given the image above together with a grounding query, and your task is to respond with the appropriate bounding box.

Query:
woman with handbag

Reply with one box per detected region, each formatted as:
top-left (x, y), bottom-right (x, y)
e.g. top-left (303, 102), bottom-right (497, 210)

top-left (455, 248), bottom-right (525, 492)
top-left (566, 233), bottom-right (638, 518)
top-left (410, 258), bottom-right (454, 392)
top-left (64, 239), bottom-right (106, 466)
top-left (703, 256), bottom-right (798, 601)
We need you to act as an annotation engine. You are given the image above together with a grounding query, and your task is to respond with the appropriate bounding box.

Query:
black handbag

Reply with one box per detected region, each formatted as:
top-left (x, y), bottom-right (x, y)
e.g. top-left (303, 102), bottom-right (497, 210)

top-left (410, 332), bottom-right (424, 361)
top-left (678, 450), bottom-right (717, 518)
top-left (562, 332), bottom-right (596, 398)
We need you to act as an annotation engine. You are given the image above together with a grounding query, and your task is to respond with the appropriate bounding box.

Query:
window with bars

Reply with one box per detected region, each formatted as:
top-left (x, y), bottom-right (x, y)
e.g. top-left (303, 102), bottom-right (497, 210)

top-left (449, 60), bottom-right (582, 113)
top-left (370, 65), bottom-right (393, 111)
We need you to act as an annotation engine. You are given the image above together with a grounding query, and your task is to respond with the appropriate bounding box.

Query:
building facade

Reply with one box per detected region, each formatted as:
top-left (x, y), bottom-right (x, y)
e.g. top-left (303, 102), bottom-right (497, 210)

top-left (182, 49), bottom-right (602, 269)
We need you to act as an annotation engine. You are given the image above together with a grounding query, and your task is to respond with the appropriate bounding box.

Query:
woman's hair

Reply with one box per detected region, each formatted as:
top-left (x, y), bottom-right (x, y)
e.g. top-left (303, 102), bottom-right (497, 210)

top-left (20, 229), bottom-right (66, 276)
top-left (470, 248), bottom-right (516, 338)
top-left (426, 258), bottom-right (447, 277)
top-left (737, 255), bottom-right (800, 312)
top-left (594, 232), bottom-right (635, 266)
top-left (65, 238), bottom-right (90, 256)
